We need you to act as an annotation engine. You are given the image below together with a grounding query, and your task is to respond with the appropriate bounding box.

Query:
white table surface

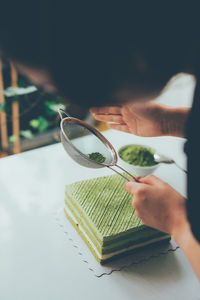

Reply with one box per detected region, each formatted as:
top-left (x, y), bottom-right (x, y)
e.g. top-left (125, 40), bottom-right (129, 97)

top-left (0, 129), bottom-right (199, 300)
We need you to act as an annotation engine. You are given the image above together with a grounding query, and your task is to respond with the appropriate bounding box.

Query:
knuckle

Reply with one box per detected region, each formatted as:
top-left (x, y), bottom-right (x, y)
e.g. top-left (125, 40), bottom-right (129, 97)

top-left (131, 198), bottom-right (136, 208)
top-left (135, 186), bottom-right (145, 198)
top-left (132, 200), bottom-right (139, 209)
top-left (135, 210), bottom-right (142, 219)
top-left (147, 174), bottom-right (155, 180)
top-left (121, 106), bottom-right (127, 115)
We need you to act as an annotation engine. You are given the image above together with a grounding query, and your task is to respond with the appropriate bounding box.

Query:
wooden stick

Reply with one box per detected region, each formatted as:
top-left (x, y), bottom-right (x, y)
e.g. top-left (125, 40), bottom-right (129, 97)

top-left (10, 61), bottom-right (20, 154)
top-left (0, 58), bottom-right (8, 152)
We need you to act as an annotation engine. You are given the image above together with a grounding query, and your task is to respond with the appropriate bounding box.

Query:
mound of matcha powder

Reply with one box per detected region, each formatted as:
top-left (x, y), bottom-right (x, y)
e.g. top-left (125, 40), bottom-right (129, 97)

top-left (119, 145), bottom-right (157, 167)
top-left (88, 152), bottom-right (106, 163)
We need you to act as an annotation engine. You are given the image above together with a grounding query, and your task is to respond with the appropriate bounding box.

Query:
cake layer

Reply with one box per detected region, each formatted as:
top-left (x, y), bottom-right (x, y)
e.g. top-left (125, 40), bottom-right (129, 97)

top-left (64, 205), bottom-right (170, 264)
top-left (65, 173), bottom-right (169, 263)
top-left (65, 189), bottom-right (149, 246)
top-left (65, 174), bottom-right (145, 243)
top-left (65, 199), bottom-right (168, 255)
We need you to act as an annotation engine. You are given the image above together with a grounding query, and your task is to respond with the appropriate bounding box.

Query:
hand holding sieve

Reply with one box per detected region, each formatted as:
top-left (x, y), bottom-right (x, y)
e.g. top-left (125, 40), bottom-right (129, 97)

top-left (59, 109), bottom-right (139, 182)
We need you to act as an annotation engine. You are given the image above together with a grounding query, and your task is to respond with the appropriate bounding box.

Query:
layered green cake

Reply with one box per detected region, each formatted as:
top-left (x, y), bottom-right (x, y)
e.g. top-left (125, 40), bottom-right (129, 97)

top-left (64, 173), bottom-right (170, 264)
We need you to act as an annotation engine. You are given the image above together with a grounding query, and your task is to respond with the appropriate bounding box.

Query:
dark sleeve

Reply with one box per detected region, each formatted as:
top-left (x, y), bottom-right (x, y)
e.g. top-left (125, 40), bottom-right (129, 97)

top-left (184, 81), bottom-right (200, 242)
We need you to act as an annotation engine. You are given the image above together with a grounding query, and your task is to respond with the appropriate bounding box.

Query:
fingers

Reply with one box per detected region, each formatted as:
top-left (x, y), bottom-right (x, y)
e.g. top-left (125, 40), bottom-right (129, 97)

top-left (125, 181), bottom-right (147, 212)
top-left (90, 106), bottom-right (121, 115)
top-left (108, 123), bottom-right (130, 133)
top-left (90, 106), bottom-right (131, 133)
top-left (139, 174), bottom-right (161, 185)
top-left (124, 180), bottom-right (142, 194)
top-left (93, 113), bottom-right (124, 123)
top-left (125, 175), bottom-right (158, 194)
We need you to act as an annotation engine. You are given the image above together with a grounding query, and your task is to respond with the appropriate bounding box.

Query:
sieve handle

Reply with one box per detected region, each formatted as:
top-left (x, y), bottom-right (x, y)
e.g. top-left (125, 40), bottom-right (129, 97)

top-left (107, 165), bottom-right (140, 182)
top-left (58, 108), bottom-right (72, 120)
top-left (174, 162), bottom-right (187, 174)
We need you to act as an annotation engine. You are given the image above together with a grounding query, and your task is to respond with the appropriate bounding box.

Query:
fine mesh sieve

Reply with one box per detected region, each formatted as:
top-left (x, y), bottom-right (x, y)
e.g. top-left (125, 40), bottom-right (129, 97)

top-left (59, 109), bottom-right (138, 181)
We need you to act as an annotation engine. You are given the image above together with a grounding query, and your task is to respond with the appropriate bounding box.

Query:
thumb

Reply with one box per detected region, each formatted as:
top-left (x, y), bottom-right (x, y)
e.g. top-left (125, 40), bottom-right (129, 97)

top-left (124, 181), bottom-right (141, 194)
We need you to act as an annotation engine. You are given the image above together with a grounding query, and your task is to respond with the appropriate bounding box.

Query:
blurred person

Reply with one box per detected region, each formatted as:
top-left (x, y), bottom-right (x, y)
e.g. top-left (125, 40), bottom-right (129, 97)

top-left (0, 1), bottom-right (199, 279)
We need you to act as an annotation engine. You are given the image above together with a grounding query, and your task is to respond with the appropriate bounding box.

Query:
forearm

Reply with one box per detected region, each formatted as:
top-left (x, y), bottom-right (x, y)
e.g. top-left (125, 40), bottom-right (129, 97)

top-left (162, 106), bottom-right (190, 138)
top-left (125, 176), bottom-right (200, 279)
top-left (172, 221), bottom-right (200, 280)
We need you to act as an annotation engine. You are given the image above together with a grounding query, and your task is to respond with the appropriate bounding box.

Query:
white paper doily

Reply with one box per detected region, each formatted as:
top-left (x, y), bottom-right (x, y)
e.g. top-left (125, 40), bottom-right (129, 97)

top-left (55, 208), bottom-right (179, 278)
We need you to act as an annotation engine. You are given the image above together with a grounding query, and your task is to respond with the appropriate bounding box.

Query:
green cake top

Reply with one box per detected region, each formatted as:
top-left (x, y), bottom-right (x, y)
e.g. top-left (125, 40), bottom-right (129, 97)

top-left (65, 173), bottom-right (146, 241)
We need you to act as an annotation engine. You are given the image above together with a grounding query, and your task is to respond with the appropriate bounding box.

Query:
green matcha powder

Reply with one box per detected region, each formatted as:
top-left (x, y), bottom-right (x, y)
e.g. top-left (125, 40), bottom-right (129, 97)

top-left (88, 152), bottom-right (106, 163)
top-left (119, 145), bottom-right (157, 167)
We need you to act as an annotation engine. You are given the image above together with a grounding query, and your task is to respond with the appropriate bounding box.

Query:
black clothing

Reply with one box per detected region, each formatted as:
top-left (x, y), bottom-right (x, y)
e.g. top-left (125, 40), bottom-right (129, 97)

top-left (185, 81), bottom-right (200, 242)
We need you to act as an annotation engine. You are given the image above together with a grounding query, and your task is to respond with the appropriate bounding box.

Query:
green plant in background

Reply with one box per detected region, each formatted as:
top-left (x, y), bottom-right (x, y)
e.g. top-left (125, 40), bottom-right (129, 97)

top-left (0, 101), bottom-right (6, 112)
top-left (7, 93), bottom-right (67, 143)
top-left (3, 86), bottom-right (37, 97)
top-left (20, 130), bottom-right (34, 139)
top-left (30, 116), bottom-right (49, 133)
top-left (8, 135), bottom-right (17, 142)
top-left (45, 99), bottom-right (66, 116)
top-left (9, 130), bottom-right (34, 143)
top-left (3, 71), bottom-right (69, 140)
top-left (1, 62), bottom-right (70, 152)
top-left (28, 97), bottom-right (67, 134)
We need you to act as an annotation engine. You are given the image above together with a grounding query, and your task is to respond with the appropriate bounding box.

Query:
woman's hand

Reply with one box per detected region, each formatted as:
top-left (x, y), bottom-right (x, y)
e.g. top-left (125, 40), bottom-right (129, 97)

top-left (90, 102), bottom-right (189, 138)
top-left (125, 175), bottom-right (200, 280)
top-left (124, 175), bottom-right (188, 235)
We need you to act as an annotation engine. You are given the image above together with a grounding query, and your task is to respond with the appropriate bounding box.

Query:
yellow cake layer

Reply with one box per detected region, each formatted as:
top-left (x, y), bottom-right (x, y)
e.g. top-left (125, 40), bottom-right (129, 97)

top-left (64, 205), bottom-right (170, 264)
